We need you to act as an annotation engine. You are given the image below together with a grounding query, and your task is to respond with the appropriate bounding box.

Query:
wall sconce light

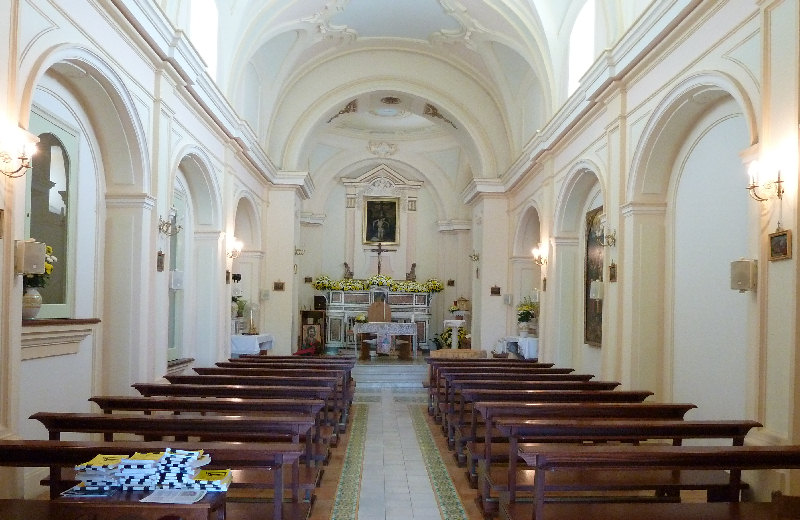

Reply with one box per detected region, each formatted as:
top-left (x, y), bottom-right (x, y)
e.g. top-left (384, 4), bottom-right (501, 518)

top-left (747, 165), bottom-right (784, 202)
top-left (294, 247), bottom-right (305, 256)
top-left (531, 244), bottom-right (547, 266)
top-left (0, 127), bottom-right (38, 178)
top-left (468, 251), bottom-right (480, 262)
top-left (599, 229), bottom-right (617, 247)
top-left (227, 237), bottom-right (243, 259)
top-left (158, 216), bottom-right (182, 236)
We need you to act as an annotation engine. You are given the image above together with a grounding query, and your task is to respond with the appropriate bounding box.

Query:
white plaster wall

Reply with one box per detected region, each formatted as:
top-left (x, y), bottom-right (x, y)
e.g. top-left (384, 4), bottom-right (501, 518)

top-left (672, 104), bottom-right (749, 422)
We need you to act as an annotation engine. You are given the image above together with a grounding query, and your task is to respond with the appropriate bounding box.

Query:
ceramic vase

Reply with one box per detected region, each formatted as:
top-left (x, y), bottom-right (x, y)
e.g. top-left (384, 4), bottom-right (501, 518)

top-left (22, 287), bottom-right (42, 320)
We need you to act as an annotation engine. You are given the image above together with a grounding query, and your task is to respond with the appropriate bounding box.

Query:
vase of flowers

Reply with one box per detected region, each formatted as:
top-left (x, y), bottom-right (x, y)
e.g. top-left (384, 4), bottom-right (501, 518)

top-left (516, 296), bottom-right (539, 338)
top-left (22, 245), bottom-right (57, 320)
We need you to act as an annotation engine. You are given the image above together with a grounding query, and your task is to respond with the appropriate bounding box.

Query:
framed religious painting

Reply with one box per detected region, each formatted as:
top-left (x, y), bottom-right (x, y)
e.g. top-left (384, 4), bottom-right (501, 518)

top-left (363, 197), bottom-right (399, 245)
top-left (584, 206), bottom-right (604, 347)
top-left (769, 229), bottom-right (792, 261)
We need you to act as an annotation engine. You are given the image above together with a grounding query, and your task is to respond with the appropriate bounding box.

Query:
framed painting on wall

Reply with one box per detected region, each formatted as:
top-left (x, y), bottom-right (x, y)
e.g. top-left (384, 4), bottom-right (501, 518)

top-left (769, 229), bottom-right (792, 261)
top-left (584, 206), bottom-right (604, 347)
top-left (363, 197), bottom-right (399, 245)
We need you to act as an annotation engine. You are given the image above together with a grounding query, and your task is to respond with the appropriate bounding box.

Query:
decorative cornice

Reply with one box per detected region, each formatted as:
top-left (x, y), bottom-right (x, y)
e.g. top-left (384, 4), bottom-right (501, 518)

top-left (273, 171), bottom-right (314, 199)
top-left (461, 178), bottom-right (505, 204)
top-left (437, 219), bottom-right (472, 232)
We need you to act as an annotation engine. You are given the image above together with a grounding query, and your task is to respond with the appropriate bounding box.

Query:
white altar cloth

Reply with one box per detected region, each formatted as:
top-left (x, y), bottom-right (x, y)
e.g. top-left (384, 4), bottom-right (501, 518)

top-left (353, 322), bottom-right (418, 358)
top-left (505, 336), bottom-right (538, 359)
top-left (231, 334), bottom-right (274, 356)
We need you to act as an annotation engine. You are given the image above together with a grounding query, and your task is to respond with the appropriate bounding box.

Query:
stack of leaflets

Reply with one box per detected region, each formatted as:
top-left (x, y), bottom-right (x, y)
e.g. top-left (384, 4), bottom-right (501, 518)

top-left (115, 452), bottom-right (165, 491)
top-left (186, 469), bottom-right (233, 491)
top-left (158, 448), bottom-right (209, 488)
top-left (72, 454), bottom-right (126, 491)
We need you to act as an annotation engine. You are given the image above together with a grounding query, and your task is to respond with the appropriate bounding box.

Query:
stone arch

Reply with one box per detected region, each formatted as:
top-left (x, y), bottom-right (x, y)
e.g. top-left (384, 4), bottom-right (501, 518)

top-left (549, 161), bottom-right (604, 370)
top-left (19, 45), bottom-right (155, 394)
top-left (623, 73), bottom-right (757, 399)
top-left (171, 147), bottom-right (224, 366)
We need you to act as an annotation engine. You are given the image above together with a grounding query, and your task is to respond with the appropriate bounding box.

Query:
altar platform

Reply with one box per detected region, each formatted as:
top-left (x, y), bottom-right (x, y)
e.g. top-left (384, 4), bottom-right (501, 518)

top-left (350, 352), bottom-right (429, 389)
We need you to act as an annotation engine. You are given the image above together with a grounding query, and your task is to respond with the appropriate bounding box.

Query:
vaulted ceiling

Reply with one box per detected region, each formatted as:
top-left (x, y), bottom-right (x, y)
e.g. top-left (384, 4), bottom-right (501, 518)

top-left (166, 0), bottom-right (647, 198)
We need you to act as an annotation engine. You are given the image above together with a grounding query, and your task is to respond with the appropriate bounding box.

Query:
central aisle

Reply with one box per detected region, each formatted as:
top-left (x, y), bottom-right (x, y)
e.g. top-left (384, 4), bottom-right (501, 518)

top-left (358, 388), bottom-right (442, 519)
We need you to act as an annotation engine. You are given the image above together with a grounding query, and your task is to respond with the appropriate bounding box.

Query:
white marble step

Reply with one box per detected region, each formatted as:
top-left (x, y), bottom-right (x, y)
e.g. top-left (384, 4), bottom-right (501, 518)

top-left (352, 360), bottom-right (428, 389)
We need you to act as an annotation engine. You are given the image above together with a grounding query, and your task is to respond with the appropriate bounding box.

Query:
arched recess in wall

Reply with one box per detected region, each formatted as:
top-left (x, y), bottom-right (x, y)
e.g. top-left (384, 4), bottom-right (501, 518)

top-left (627, 75), bottom-right (755, 415)
top-left (231, 194), bottom-right (263, 327)
top-left (510, 205), bottom-right (544, 323)
top-left (173, 150), bottom-right (222, 367)
top-left (551, 162), bottom-right (605, 373)
top-left (22, 47), bottom-right (152, 398)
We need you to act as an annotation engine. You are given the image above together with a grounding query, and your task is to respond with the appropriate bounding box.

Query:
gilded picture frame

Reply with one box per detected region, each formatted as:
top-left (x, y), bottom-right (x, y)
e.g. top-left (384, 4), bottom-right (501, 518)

top-left (363, 197), bottom-right (399, 245)
top-left (769, 229), bottom-right (792, 261)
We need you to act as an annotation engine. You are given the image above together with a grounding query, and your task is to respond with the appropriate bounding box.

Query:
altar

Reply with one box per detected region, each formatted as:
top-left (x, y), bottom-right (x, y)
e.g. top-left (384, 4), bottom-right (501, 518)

top-left (321, 289), bottom-right (432, 354)
top-left (353, 321), bottom-right (418, 358)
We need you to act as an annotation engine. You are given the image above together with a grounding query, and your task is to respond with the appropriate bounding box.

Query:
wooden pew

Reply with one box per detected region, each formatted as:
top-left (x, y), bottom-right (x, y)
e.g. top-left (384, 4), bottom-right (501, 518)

top-left (29, 412), bottom-right (319, 503)
top-left (425, 359), bottom-right (559, 416)
top-left (88, 395), bottom-right (330, 465)
top-left (0, 439), bottom-right (306, 520)
top-left (195, 365), bottom-right (355, 429)
top-left (461, 401), bottom-right (697, 481)
top-left (502, 444), bottom-right (799, 520)
top-left (133, 383), bottom-right (336, 429)
top-left (428, 367), bottom-right (580, 422)
top-left (440, 379), bottom-right (622, 445)
top-left (163, 374), bottom-right (347, 435)
top-left (483, 418), bottom-right (762, 515)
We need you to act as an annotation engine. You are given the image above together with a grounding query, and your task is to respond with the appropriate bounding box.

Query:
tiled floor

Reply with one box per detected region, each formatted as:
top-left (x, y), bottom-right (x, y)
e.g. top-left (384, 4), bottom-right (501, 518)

top-left (310, 386), bottom-right (483, 520)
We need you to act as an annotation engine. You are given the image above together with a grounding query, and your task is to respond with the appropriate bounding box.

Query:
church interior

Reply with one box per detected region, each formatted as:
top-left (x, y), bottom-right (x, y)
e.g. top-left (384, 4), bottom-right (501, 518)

top-left (2, 0), bottom-right (800, 517)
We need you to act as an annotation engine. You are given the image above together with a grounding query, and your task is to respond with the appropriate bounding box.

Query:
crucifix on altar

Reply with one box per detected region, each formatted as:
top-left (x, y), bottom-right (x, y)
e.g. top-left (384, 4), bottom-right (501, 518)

top-left (370, 242), bottom-right (387, 274)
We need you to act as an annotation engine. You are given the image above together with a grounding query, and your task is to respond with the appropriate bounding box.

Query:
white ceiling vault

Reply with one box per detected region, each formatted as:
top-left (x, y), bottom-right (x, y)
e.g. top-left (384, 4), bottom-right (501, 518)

top-left (177, 0), bottom-right (649, 199)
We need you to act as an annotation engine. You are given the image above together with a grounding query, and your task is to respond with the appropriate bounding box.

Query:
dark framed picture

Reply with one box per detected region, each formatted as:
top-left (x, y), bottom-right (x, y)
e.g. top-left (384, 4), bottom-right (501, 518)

top-left (273, 281), bottom-right (285, 291)
top-left (769, 229), bottom-right (792, 261)
top-left (490, 286), bottom-right (501, 296)
top-left (363, 197), bottom-right (399, 245)
top-left (584, 206), bottom-right (604, 347)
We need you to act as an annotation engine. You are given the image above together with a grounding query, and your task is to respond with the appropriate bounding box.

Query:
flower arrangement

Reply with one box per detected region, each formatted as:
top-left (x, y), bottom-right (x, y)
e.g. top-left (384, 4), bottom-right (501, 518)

top-left (311, 275), bottom-right (444, 293)
top-left (23, 245), bottom-right (57, 289)
top-left (516, 296), bottom-right (539, 323)
top-left (232, 296), bottom-right (247, 317)
top-left (354, 314), bottom-right (367, 323)
top-left (438, 326), bottom-right (470, 348)
top-left (448, 305), bottom-right (459, 313)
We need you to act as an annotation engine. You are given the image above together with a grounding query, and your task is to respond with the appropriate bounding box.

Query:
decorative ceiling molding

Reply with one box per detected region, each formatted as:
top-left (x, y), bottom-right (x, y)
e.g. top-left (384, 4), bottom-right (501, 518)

top-left (327, 99), bottom-right (358, 123)
top-left (430, 0), bottom-right (489, 50)
top-left (423, 103), bottom-right (457, 129)
top-left (368, 141), bottom-right (397, 157)
top-left (301, 1), bottom-right (358, 41)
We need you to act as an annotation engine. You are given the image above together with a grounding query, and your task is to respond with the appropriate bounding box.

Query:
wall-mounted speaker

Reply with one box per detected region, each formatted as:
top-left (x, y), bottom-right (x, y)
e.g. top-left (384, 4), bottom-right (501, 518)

top-left (730, 259), bottom-right (757, 292)
top-left (14, 240), bottom-right (45, 275)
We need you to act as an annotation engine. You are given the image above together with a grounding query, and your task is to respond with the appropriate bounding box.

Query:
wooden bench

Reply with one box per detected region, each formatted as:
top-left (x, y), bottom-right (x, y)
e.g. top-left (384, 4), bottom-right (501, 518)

top-left (29, 412), bottom-right (319, 503)
top-left (481, 418), bottom-right (761, 516)
top-left (461, 401), bottom-right (697, 481)
top-left (425, 359), bottom-right (557, 416)
top-left (440, 379), bottom-right (622, 446)
top-left (0, 439), bottom-right (306, 520)
top-left (133, 383), bottom-right (336, 428)
top-left (196, 365), bottom-right (356, 428)
top-left (427, 366), bottom-right (579, 422)
top-left (502, 444), bottom-right (800, 520)
top-left (88, 395), bottom-right (331, 465)
top-left (163, 374), bottom-right (347, 434)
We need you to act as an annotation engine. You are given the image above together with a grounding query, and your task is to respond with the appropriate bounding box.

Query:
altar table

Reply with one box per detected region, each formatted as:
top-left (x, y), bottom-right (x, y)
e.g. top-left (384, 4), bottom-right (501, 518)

top-left (353, 322), bottom-right (418, 358)
top-left (231, 333), bottom-right (274, 356)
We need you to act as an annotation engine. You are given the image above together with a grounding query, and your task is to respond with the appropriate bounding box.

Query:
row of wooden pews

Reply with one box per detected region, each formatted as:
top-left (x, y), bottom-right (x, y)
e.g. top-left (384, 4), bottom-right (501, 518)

top-left (5, 353), bottom-right (356, 520)
top-left (424, 355), bottom-right (800, 520)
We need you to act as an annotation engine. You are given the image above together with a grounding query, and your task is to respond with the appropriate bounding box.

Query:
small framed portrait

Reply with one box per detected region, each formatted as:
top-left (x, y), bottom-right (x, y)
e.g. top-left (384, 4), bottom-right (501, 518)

top-left (363, 197), bottom-right (399, 245)
top-left (769, 229), bottom-right (792, 261)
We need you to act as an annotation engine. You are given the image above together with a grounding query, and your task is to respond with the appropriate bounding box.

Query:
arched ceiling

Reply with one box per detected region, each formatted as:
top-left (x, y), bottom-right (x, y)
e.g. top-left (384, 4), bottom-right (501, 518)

top-left (199, 0), bottom-right (636, 197)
